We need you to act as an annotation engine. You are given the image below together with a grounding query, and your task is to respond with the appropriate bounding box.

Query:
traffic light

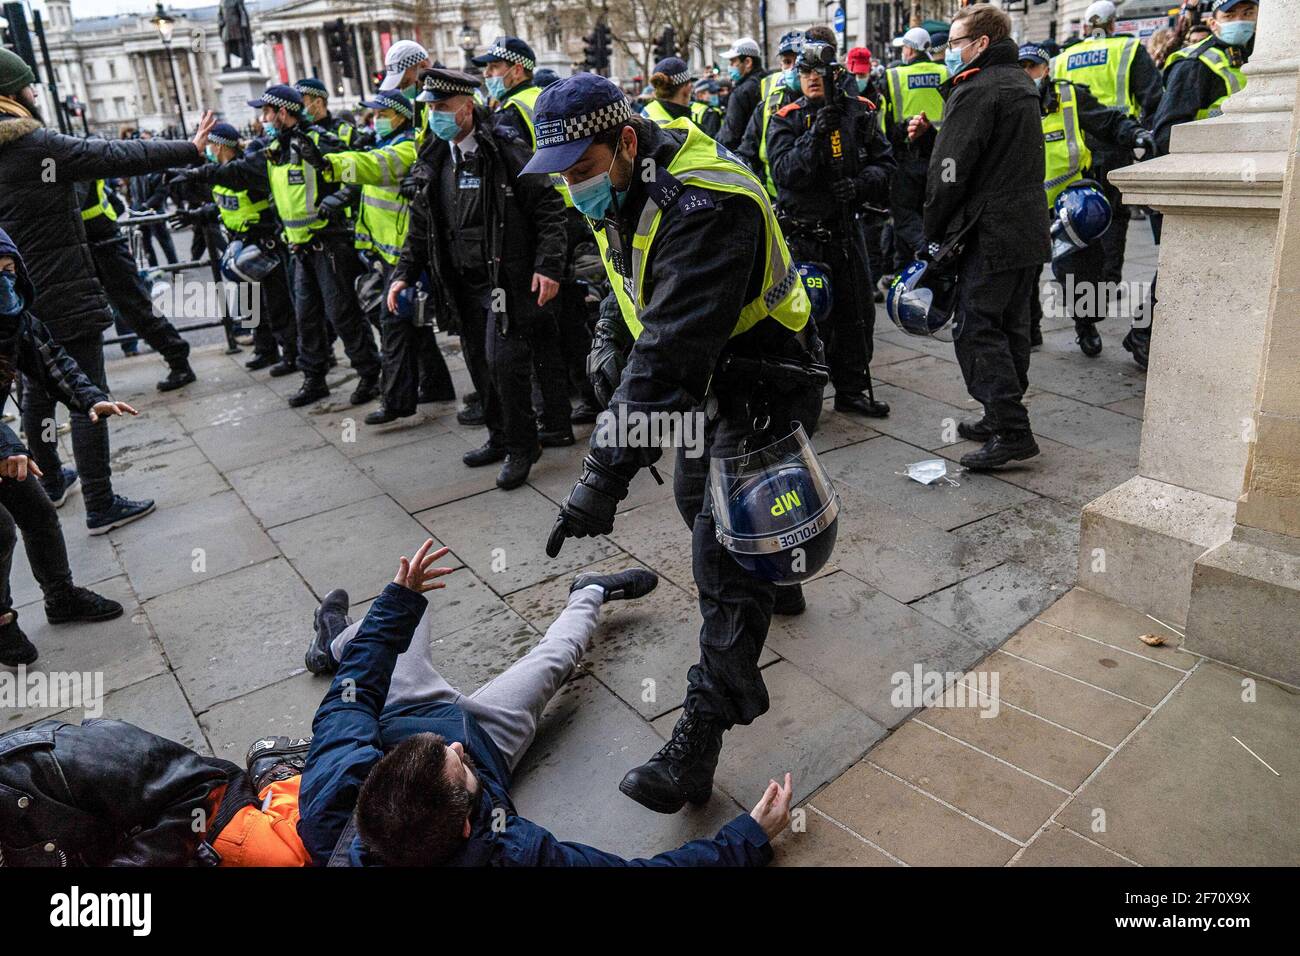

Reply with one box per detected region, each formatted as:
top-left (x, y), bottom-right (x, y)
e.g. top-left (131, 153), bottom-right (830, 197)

top-left (2, 2), bottom-right (38, 74)
top-left (323, 18), bottom-right (357, 81)
top-left (582, 21), bottom-right (612, 75)
top-left (652, 27), bottom-right (676, 62)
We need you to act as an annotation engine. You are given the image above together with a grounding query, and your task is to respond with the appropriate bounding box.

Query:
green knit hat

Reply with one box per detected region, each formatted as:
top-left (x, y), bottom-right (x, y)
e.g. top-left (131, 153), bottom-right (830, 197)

top-left (0, 48), bottom-right (36, 97)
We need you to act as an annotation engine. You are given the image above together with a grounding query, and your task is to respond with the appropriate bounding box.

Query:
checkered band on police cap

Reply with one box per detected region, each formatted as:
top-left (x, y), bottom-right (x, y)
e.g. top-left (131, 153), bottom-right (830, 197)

top-left (363, 90), bottom-right (414, 119)
top-left (666, 68), bottom-right (690, 85)
top-left (421, 73), bottom-right (478, 97)
top-left (208, 129), bottom-right (240, 148)
top-left (534, 96), bottom-right (633, 150)
top-left (486, 42), bottom-right (535, 70)
top-left (260, 90), bottom-right (302, 112)
top-left (386, 41), bottom-right (429, 74)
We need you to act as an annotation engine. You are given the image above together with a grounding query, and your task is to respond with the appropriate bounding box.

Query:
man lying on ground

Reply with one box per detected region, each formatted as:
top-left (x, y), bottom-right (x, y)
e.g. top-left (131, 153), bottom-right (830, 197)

top-left (298, 538), bottom-right (793, 866)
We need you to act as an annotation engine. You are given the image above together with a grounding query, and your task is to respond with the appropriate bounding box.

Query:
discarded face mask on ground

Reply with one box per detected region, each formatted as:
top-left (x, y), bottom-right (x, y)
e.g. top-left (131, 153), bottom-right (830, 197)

top-left (899, 458), bottom-right (961, 486)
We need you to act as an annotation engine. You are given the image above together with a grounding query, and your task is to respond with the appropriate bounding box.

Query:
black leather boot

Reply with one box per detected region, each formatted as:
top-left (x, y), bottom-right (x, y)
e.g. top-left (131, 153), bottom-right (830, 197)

top-left (619, 712), bottom-right (724, 814)
top-left (349, 375), bottom-right (382, 406)
top-left (1122, 327), bottom-right (1149, 370)
top-left (289, 377), bottom-right (330, 407)
top-left (246, 735), bottom-right (313, 792)
top-left (157, 362), bottom-right (197, 392)
top-left (1075, 320), bottom-right (1103, 357)
top-left (960, 431), bottom-right (1040, 470)
top-left (462, 442), bottom-right (507, 468)
top-left (496, 445), bottom-right (542, 490)
top-left (957, 417), bottom-right (995, 442)
top-left (834, 391), bottom-right (890, 418)
top-left (0, 611), bottom-right (37, 667)
top-left (773, 583), bottom-right (806, 615)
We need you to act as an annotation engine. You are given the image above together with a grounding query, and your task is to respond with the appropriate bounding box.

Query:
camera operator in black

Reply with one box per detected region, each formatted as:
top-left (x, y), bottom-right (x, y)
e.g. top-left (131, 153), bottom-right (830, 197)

top-left (767, 41), bottom-right (896, 419)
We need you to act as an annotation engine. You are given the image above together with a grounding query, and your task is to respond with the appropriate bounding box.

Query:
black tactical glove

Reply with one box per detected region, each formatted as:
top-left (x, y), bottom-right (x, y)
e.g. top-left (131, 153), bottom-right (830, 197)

top-left (812, 104), bottom-right (843, 140)
top-left (291, 127), bottom-right (329, 171)
top-left (546, 455), bottom-right (630, 557)
top-left (587, 294), bottom-right (632, 408)
top-left (1133, 130), bottom-right (1156, 160)
top-left (399, 161), bottom-right (433, 202)
top-left (166, 171), bottom-right (195, 202)
top-left (315, 190), bottom-right (350, 223)
top-left (829, 178), bottom-right (858, 202)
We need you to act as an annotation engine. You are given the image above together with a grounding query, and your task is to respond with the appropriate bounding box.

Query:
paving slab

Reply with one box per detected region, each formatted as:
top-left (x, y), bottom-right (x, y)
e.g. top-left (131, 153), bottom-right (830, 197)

top-left (104, 407), bottom-right (195, 464)
top-left (951, 497), bottom-right (1081, 591)
top-left (1103, 396), bottom-right (1146, 420)
top-left (811, 761), bottom-right (1020, 865)
top-left (226, 444), bottom-right (384, 528)
top-left (868, 338), bottom-right (928, 368)
top-left (1056, 662), bottom-right (1300, 866)
top-left (866, 384), bottom-right (971, 451)
top-left (654, 661), bottom-right (886, 807)
top-left (111, 443), bottom-right (230, 511)
top-left (168, 381), bottom-right (287, 431)
top-left (417, 485), bottom-right (622, 596)
top-left (810, 405), bottom-right (882, 454)
top-left (145, 557), bottom-right (320, 712)
top-left (512, 677), bottom-right (744, 859)
top-left (8, 511), bottom-right (122, 608)
top-left (767, 572), bottom-right (984, 729)
top-left (200, 671), bottom-right (327, 763)
top-left (1022, 347), bottom-right (1147, 406)
top-left (271, 494), bottom-right (443, 604)
top-left (868, 719), bottom-right (1065, 844)
top-left (910, 562), bottom-right (1065, 651)
top-left (822, 434), bottom-right (1039, 531)
top-left (604, 496), bottom-right (698, 596)
top-left (50, 671), bottom-right (211, 756)
top-left (355, 431), bottom-right (503, 512)
top-left (771, 806), bottom-right (900, 866)
top-left (526, 437), bottom-right (677, 514)
top-left (1036, 587), bottom-right (1189, 670)
top-left (1023, 391), bottom-right (1143, 456)
top-left (939, 434), bottom-right (1138, 510)
top-left (1011, 824), bottom-right (1133, 866)
top-left (875, 354), bottom-right (994, 410)
top-left (190, 407), bottom-right (328, 472)
top-left (110, 490), bottom-right (278, 601)
top-left (1003, 621), bottom-right (1184, 708)
top-left (304, 403), bottom-right (451, 458)
top-left (829, 482), bottom-right (1002, 604)
top-left (420, 566), bottom-right (518, 639)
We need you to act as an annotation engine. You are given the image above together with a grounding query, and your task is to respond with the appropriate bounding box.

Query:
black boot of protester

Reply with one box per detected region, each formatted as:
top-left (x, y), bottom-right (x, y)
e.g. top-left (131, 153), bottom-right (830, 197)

top-left (246, 735), bottom-right (313, 792)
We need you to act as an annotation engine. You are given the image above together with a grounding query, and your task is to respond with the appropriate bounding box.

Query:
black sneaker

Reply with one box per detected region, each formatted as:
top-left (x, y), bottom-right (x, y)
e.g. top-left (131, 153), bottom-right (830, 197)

top-left (539, 428), bottom-right (575, 447)
top-left (349, 375), bottom-right (381, 406)
top-left (496, 445), bottom-right (542, 490)
top-left (462, 442), bottom-right (507, 468)
top-left (619, 713), bottom-right (724, 814)
top-left (268, 360), bottom-right (298, 378)
top-left (306, 588), bottom-right (350, 675)
top-left (570, 398), bottom-right (601, 425)
top-left (288, 377), bottom-right (330, 408)
top-left (1075, 321), bottom-right (1103, 357)
top-left (42, 466), bottom-right (79, 509)
top-left (0, 611), bottom-right (37, 667)
top-left (246, 735), bottom-right (313, 792)
top-left (44, 585), bottom-right (124, 625)
top-left (957, 417), bottom-right (995, 442)
top-left (571, 567), bottom-right (659, 602)
top-left (960, 431), bottom-right (1041, 470)
top-left (245, 353), bottom-right (278, 371)
top-left (86, 495), bottom-right (156, 536)
top-left (773, 583), bottom-right (806, 615)
top-left (157, 363), bottom-right (197, 392)
top-left (456, 402), bottom-right (485, 427)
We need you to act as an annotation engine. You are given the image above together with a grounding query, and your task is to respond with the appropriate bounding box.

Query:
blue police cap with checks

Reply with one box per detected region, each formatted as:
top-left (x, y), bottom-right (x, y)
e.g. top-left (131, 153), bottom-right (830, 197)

top-left (247, 84), bottom-right (304, 113)
top-left (522, 73), bottom-right (633, 175)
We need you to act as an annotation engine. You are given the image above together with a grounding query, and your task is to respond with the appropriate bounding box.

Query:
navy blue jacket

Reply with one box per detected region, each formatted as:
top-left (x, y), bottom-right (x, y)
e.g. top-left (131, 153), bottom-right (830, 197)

top-left (297, 583), bottom-right (774, 867)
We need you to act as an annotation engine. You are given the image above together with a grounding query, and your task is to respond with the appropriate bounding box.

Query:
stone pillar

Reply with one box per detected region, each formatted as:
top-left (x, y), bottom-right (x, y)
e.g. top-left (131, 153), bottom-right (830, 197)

top-left (1076, 1), bottom-right (1299, 656)
top-left (316, 28), bottom-right (336, 92)
top-left (186, 48), bottom-right (204, 112)
top-left (281, 32), bottom-right (298, 82)
top-left (298, 29), bottom-right (315, 81)
top-left (142, 52), bottom-right (163, 116)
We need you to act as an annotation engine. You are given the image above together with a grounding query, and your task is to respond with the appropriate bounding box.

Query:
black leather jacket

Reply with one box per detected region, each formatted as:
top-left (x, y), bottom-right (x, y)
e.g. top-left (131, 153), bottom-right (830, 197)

top-left (0, 719), bottom-right (240, 867)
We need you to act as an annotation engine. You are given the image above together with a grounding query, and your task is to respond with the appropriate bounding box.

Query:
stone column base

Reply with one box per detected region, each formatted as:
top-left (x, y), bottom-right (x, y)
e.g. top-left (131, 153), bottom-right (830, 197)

top-left (1185, 527), bottom-right (1300, 687)
top-left (1077, 475), bottom-right (1236, 628)
top-left (214, 69), bottom-right (269, 124)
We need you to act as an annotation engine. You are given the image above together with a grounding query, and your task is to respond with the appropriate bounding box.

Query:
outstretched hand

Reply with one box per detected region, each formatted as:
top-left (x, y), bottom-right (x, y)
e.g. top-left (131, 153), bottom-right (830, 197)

top-left (393, 538), bottom-right (455, 593)
top-left (191, 110), bottom-right (217, 154)
top-left (749, 772), bottom-right (794, 841)
top-left (88, 400), bottom-right (139, 424)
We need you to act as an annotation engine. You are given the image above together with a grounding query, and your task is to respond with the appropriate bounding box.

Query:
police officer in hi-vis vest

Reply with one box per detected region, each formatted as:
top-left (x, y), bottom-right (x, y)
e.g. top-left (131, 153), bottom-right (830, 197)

top-left (295, 78), bottom-right (369, 149)
top-left (294, 89), bottom-right (457, 423)
top-left (1019, 44), bottom-right (1152, 356)
top-left (193, 85), bottom-right (382, 408)
top-left (535, 74), bottom-right (826, 815)
top-left (176, 122), bottom-right (298, 374)
top-left (76, 178), bottom-right (195, 390)
top-left (642, 57), bottom-right (699, 128)
top-left (737, 31), bottom-right (804, 202)
top-left (1050, 1), bottom-right (1162, 291)
top-left (476, 35), bottom-right (585, 439)
top-left (881, 27), bottom-right (948, 277)
top-left (1125, 0), bottom-right (1256, 371)
top-left (690, 79), bottom-right (724, 138)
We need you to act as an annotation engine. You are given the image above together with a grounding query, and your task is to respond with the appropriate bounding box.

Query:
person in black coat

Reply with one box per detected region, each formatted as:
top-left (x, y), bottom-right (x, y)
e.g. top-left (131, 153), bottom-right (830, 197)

top-left (389, 69), bottom-right (567, 491)
top-left (718, 37), bottom-right (768, 151)
top-left (0, 52), bottom-right (215, 533)
top-left (911, 4), bottom-right (1051, 470)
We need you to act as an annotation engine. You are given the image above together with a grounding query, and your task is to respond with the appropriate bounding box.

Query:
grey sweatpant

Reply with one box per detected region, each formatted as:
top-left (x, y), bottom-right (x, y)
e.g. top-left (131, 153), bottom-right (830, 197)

top-left (331, 586), bottom-right (604, 770)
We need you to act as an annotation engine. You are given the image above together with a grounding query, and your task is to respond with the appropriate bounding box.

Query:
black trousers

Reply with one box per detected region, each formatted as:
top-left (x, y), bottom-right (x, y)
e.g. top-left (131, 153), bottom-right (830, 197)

top-left (789, 224), bottom-right (874, 394)
top-left (674, 380), bottom-right (822, 728)
top-left (452, 283), bottom-right (538, 454)
top-left (1051, 235), bottom-right (1108, 324)
top-left (953, 251), bottom-right (1038, 435)
top-left (249, 245), bottom-right (298, 364)
top-left (90, 234), bottom-right (190, 368)
top-left (889, 157), bottom-right (928, 272)
top-left (530, 302), bottom-right (573, 431)
top-left (139, 221), bottom-right (177, 267)
top-left (21, 333), bottom-right (115, 515)
top-left (375, 263), bottom-right (454, 414)
top-left (290, 238), bottom-right (381, 380)
top-left (1098, 165), bottom-right (1131, 286)
top-left (0, 472), bottom-right (73, 613)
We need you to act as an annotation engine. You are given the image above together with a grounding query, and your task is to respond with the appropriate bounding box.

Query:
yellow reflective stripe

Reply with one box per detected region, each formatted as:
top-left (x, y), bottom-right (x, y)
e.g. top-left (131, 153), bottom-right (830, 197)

top-left (1115, 37), bottom-right (1138, 114)
top-left (888, 68), bottom-right (905, 126)
top-left (361, 193), bottom-right (404, 213)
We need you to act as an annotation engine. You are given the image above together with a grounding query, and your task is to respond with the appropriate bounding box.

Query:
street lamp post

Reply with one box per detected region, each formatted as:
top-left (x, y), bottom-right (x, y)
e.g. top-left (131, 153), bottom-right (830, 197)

top-left (149, 3), bottom-right (187, 137)
top-left (458, 23), bottom-right (478, 71)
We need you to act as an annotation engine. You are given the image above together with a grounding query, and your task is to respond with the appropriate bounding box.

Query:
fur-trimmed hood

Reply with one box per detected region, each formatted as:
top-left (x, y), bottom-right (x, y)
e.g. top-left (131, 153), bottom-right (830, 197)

top-left (0, 115), bottom-right (41, 149)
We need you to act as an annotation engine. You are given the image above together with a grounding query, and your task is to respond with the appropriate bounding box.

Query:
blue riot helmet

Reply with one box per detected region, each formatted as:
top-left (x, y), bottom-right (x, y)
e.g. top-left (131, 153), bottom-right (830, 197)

top-left (220, 239), bottom-right (279, 283)
top-left (885, 259), bottom-right (959, 339)
top-left (1051, 179), bottom-right (1112, 260)
top-left (777, 31), bottom-right (805, 57)
top-left (708, 424), bottom-right (840, 586)
top-left (795, 262), bottom-right (833, 328)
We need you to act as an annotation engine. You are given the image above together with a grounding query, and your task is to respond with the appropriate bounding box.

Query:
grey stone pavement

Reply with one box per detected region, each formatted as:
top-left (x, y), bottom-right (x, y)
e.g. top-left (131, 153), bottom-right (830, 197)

top-left (5, 222), bottom-right (1296, 864)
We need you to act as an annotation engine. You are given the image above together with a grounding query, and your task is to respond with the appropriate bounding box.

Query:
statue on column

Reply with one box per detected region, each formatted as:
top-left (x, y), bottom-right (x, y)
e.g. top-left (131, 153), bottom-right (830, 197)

top-left (218, 0), bottom-right (255, 70)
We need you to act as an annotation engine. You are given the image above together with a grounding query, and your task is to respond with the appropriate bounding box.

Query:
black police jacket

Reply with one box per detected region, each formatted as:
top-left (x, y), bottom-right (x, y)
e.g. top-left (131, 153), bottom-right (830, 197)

top-left (720, 68), bottom-right (767, 151)
top-left (1151, 36), bottom-right (1251, 155)
top-left (0, 111), bottom-right (200, 343)
top-left (767, 92), bottom-right (896, 223)
top-left (923, 37), bottom-right (1051, 273)
top-left (395, 111), bottom-right (566, 332)
top-left (0, 719), bottom-right (241, 867)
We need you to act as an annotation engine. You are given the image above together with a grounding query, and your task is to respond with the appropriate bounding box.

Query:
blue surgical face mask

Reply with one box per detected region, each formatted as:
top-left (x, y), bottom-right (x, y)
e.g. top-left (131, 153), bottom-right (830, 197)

top-left (728, 66), bottom-right (742, 83)
top-left (709, 94), bottom-right (720, 107)
top-left (944, 45), bottom-right (965, 75)
top-left (783, 69), bottom-right (799, 92)
top-left (1033, 75), bottom-right (1046, 92)
top-left (485, 75), bottom-right (507, 101)
top-left (374, 117), bottom-right (393, 139)
top-left (427, 108), bottom-right (463, 142)
top-left (856, 76), bottom-right (869, 93)
top-left (569, 149), bottom-right (619, 222)
top-left (1217, 20), bottom-right (1255, 47)
top-left (265, 125), bottom-right (278, 141)
top-left (204, 146), bottom-right (217, 163)
top-left (0, 271), bottom-right (24, 316)
top-left (402, 84), bottom-right (418, 99)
